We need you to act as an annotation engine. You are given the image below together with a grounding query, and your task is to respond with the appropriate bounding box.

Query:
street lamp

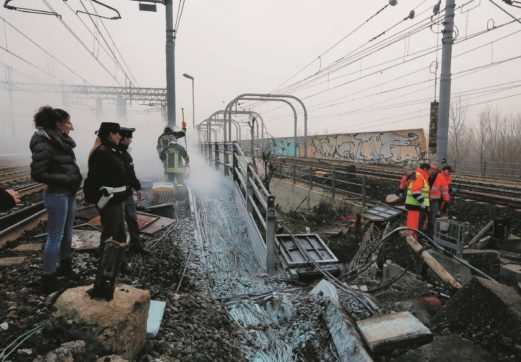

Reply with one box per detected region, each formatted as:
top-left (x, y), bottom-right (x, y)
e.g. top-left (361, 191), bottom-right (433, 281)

top-left (183, 73), bottom-right (195, 127)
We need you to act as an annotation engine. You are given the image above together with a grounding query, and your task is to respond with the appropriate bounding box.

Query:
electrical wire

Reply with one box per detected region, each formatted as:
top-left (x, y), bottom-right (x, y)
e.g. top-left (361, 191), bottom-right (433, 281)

top-left (42, 0), bottom-right (122, 85)
top-left (87, 0), bottom-right (139, 86)
top-left (0, 45), bottom-right (63, 82)
top-left (0, 16), bottom-right (90, 84)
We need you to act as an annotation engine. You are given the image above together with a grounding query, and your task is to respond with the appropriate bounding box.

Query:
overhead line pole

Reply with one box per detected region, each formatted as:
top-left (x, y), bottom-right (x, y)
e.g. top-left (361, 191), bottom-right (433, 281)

top-left (436, 0), bottom-right (456, 164)
top-left (165, 0), bottom-right (176, 127)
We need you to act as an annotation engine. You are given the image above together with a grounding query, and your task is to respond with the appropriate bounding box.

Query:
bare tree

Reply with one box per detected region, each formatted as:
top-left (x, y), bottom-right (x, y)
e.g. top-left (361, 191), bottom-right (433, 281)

top-left (448, 97), bottom-right (469, 161)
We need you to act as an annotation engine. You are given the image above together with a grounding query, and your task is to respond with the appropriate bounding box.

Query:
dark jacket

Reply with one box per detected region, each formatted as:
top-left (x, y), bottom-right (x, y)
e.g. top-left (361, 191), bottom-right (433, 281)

top-left (29, 129), bottom-right (82, 195)
top-left (84, 139), bottom-right (129, 204)
top-left (0, 186), bottom-right (15, 211)
top-left (119, 143), bottom-right (141, 191)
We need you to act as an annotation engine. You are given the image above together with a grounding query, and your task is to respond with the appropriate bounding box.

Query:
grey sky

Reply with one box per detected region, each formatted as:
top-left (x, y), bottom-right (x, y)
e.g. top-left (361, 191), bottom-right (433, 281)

top-left (1, 0), bottom-right (520, 152)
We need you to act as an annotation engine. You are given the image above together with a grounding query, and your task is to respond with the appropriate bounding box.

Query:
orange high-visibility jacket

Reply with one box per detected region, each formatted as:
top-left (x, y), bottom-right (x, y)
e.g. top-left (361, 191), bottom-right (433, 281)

top-left (399, 175), bottom-right (408, 191)
top-left (430, 173), bottom-right (450, 202)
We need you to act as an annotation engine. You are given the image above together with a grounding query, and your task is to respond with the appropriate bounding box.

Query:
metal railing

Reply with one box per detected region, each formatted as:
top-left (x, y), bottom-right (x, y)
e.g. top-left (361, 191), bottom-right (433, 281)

top-left (201, 141), bottom-right (276, 273)
top-left (271, 158), bottom-right (369, 207)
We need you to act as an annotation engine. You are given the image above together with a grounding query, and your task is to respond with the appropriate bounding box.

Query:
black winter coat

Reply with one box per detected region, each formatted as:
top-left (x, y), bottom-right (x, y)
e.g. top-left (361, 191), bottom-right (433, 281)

top-left (84, 139), bottom-right (130, 205)
top-left (119, 144), bottom-right (141, 191)
top-left (29, 129), bottom-right (82, 195)
top-left (0, 186), bottom-right (15, 211)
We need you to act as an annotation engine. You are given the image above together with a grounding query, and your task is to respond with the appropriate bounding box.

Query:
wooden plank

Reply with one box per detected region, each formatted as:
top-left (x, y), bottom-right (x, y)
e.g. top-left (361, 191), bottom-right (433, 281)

top-left (404, 233), bottom-right (462, 290)
top-left (357, 311), bottom-right (433, 353)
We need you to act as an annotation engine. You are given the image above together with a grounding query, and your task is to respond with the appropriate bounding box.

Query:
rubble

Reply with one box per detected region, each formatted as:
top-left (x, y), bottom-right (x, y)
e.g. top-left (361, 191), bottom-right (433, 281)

top-left (394, 335), bottom-right (495, 362)
top-left (51, 285), bottom-right (150, 360)
top-left (357, 311), bottom-right (432, 353)
top-left (432, 277), bottom-right (521, 359)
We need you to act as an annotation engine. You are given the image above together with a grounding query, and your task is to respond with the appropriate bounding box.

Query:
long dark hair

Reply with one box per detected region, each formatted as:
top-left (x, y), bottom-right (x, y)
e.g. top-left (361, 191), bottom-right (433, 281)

top-left (54, 108), bottom-right (70, 123)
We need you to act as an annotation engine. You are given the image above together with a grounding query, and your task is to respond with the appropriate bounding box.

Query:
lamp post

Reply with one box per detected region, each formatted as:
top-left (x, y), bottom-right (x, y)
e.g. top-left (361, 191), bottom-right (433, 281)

top-left (183, 73), bottom-right (195, 127)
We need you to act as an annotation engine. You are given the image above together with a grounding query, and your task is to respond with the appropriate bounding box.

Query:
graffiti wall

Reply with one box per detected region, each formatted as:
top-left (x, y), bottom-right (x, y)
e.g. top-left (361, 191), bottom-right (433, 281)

top-left (267, 129), bottom-right (427, 164)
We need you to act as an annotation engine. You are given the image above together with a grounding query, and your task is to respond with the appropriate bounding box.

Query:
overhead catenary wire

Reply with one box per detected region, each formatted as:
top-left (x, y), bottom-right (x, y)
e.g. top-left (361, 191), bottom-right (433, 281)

top-left (0, 16), bottom-right (90, 84)
top-left (87, 0), bottom-right (139, 86)
top-left (41, 0), bottom-right (122, 85)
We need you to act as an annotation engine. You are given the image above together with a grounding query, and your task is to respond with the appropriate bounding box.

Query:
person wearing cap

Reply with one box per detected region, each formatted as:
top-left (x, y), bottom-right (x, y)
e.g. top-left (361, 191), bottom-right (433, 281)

top-left (157, 126), bottom-right (186, 173)
top-left (29, 106), bottom-right (82, 293)
top-left (84, 122), bottom-right (130, 256)
top-left (161, 137), bottom-right (189, 185)
top-left (119, 127), bottom-right (149, 255)
top-left (440, 165), bottom-right (453, 218)
top-left (425, 164), bottom-right (452, 236)
top-left (405, 163), bottom-right (430, 236)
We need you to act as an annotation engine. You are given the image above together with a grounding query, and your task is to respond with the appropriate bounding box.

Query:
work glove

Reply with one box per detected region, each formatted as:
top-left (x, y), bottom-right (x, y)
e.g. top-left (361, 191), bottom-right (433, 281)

top-left (420, 201), bottom-right (427, 209)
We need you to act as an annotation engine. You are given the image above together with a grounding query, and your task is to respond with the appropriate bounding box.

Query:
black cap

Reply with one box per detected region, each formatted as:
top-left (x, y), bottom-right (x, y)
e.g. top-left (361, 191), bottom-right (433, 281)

top-left (443, 165), bottom-right (453, 172)
top-left (95, 122), bottom-right (120, 137)
top-left (120, 127), bottom-right (135, 138)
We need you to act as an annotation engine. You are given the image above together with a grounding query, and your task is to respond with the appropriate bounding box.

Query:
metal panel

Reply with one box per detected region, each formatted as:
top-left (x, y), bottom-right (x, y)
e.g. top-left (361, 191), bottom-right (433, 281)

top-left (275, 233), bottom-right (339, 268)
top-left (364, 206), bottom-right (402, 221)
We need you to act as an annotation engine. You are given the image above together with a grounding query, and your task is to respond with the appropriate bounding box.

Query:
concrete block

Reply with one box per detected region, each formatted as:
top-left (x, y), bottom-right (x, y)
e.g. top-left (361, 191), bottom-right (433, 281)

top-left (498, 234), bottom-right (521, 253)
top-left (52, 285), bottom-right (150, 360)
top-left (0, 256), bottom-right (26, 266)
top-left (357, 311), bottom-right (433, 353)
top-left (310, 280), bottom-right (373, 362)
top-left (12, 243), bottom-right (42, 252)
top-left (394, 334), bottom-right (494, 362)
top-left (432, 277), bottom-right (521, 348)
top-left (500, 264), bottom-right (521, 284)
top-left (462, 249), bottom-right (500, 279)
top-left (429, 250), bottom-right (472, 285)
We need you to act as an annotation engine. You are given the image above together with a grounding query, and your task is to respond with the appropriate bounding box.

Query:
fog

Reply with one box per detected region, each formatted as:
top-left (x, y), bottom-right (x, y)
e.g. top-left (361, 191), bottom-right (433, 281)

top-left (1, 0), bottom-right (521, 153)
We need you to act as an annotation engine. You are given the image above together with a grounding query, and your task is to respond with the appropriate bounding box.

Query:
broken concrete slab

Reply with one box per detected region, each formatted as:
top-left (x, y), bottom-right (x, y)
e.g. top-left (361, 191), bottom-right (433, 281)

top-left (498, 234), bottom-right (521, 253)
top-left (462, 249), bottom-right (500, 279)
top-left (500, 264), bottom-right (521, 284)
top-left (429, 250), bottom-right (472, 285)
top-left (71, 230), bottom-right (101, 250)
top-left (0, 256), bottom-right (26, 267)
top-left (357, 311), bottom-right (433, 353)
top-left (432, 277), bottom-right (521, 352)
top-left (52, 285), bottom-right (150, 360)
top-left (96, 356), bottom-right (128, 362)
top-left (394, 334), bottom-right (495, 362)
top-left (310, 280), bottom-right (373, 362)
top-left (12, 243), bottom-right (42, 252)
top-left (146, 300), bottom-right (166, 338)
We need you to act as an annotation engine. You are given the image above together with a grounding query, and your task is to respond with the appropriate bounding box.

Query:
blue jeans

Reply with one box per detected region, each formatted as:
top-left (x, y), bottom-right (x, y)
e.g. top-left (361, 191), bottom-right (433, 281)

top-left (43, 193), bottom-right (76, 275)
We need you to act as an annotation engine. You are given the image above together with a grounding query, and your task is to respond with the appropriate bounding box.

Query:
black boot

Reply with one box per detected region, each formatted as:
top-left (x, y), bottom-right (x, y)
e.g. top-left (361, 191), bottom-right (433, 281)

top-left (128, 238), bottom-right (150, 256)
top-left (40, 274), bottom-right (63, 294)
top-left (57, 258), bottom-right (80, 280)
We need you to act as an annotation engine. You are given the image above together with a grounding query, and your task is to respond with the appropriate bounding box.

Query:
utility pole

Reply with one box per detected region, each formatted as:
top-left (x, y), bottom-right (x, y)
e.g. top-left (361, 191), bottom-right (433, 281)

top-left (435, 0), bottom-right (456, 164)
top-left (165, 0), bottom-right (176, 127)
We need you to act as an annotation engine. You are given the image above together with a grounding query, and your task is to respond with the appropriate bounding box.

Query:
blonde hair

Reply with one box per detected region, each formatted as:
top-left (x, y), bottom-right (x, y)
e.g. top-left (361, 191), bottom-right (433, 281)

top-left (88, 136), bottom-right (102, 161)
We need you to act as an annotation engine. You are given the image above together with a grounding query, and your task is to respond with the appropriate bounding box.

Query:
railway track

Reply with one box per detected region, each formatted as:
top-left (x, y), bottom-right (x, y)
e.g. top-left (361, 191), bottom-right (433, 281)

top-left (274, 157), bottom-right (521, 209)
top-left (0, 202), bottom-right (47, 248)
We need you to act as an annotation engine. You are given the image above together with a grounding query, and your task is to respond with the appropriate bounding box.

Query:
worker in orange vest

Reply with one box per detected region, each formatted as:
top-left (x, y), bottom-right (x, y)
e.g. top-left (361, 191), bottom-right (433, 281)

top-left (440, 165), bottom-right (453, 218)
top-left (427, 165), bottom-right (451, 236)
top-left (405, 163), bottom-right (431, 235)
top-left (399, 168), bottom-right (414, 202)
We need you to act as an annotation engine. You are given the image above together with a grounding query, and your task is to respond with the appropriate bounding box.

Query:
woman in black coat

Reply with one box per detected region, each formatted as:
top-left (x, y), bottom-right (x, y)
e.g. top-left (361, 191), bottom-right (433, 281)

top-left (84, 122), bottom-right (130, 253)
top-left (29, 106), bottom-right (82, 293)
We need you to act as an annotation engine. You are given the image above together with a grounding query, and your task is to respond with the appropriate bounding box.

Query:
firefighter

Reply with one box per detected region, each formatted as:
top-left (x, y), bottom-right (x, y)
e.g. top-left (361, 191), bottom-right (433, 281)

top-left (405, 163), bottom-right (431, 235)
top-left (157, 126), bottom-right (186, 159)
top-left (119, 127), bottom-right (150, 255)
top-left (161, 138), bottom-right (189, 185)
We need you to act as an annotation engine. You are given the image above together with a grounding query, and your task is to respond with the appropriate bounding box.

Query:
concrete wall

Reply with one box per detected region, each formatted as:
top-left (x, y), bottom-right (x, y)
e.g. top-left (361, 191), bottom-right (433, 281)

top-left (242, 129), bottom-right (427, 165)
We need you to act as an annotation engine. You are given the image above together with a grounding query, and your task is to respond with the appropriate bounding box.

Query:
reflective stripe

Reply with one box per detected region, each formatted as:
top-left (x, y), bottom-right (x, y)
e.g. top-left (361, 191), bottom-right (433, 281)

top-left (406, 171), bottom-right (430, 208)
